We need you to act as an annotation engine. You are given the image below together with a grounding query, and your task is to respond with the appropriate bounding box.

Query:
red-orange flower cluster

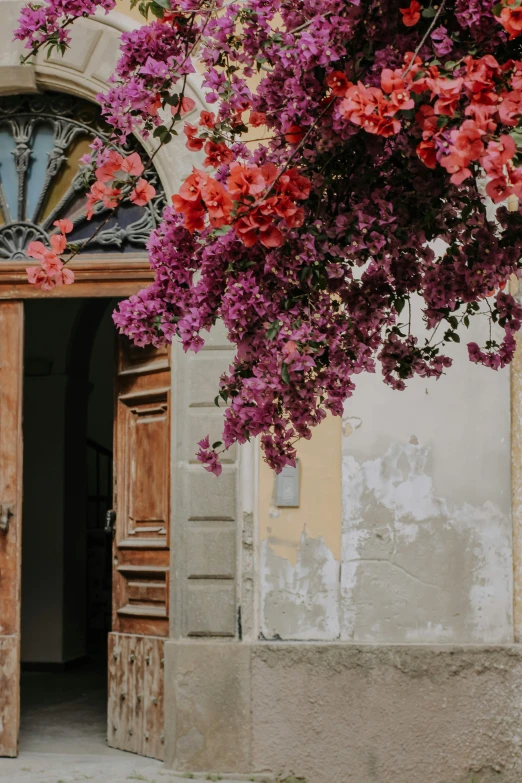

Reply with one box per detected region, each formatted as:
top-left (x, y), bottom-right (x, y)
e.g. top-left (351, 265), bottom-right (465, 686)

top-left (172, 163), bottom-right (310, 248)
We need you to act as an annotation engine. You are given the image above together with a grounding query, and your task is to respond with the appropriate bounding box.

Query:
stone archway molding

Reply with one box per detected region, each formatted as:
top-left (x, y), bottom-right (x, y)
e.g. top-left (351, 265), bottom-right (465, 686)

top-left (0, 0), bottom-right (207, 198)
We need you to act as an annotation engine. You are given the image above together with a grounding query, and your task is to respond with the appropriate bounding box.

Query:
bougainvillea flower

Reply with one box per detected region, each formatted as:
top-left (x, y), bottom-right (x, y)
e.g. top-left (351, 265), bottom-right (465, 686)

top-left (400, 0), bottom-right (421, 27)
top-left (130, 178), bottom-right (156, 206)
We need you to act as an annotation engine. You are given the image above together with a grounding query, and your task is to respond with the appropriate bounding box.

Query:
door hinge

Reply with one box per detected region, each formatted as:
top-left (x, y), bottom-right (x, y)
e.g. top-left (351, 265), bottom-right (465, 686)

top-left (0, 503), bottom-right (14, 533)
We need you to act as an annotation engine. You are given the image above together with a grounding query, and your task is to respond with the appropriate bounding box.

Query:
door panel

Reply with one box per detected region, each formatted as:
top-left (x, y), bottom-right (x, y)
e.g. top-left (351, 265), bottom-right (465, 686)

top-left (108, 337), bottom-right (170, 759)
top-left (0, 302), bottom-right (23, 757)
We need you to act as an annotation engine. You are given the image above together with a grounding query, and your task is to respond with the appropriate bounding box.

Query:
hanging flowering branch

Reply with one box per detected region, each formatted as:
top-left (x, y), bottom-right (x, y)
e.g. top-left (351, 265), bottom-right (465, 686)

top-left (15, 0), bottom-right (522, 475)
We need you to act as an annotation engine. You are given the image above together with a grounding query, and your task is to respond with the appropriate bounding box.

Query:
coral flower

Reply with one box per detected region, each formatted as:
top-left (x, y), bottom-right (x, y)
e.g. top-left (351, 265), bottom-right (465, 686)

top-left (417, 140), bottom-right (437, 169)
top-left (50, 232), bottom-right (67, 254)
top-left (121, 152), bottom-right (144, 177)
top-left (201, 180), bottom-right (233, 229)
top-left (284, 124), bottom-right (305, 144)
top-left (227, 163), bottom-right (266, 199)
top-left (53, 218), bottom-right (73, 234)
top-left (130, 178), bottom-right (156, 206)
top-left (95, 150), bottom-right (124, 182)
top-left (400, 0), bottom-right (421, 27)
top-left (500, 1), bottom-right (522, 39)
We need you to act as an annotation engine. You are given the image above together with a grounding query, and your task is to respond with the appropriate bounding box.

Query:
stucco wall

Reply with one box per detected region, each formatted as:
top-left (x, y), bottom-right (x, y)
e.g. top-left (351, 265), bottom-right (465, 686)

top-left (165, 640), bottom-right (522, 783)
top-left (342, 328), bottom-right (512, 644)
top-left (259, 313), bottom-right (513, 644)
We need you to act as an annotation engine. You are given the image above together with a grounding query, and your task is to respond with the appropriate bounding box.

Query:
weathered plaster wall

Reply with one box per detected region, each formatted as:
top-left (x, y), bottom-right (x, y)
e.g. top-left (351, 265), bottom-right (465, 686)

top-left (342, 328), bottom-right (513, 644)
top-left (259, 322), bottom-right (512, 644)
top-left (258, 415), bottom-right (342, 640)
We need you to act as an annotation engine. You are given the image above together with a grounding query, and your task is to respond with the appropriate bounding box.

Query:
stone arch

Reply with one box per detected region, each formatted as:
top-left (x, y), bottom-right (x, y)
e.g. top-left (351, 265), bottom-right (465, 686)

top-left (0, 0), bottom-right (207, 198)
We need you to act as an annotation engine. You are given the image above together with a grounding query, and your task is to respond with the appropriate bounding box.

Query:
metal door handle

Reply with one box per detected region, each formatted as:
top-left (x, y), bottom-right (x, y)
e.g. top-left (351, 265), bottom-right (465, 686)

top-left (105, 509), bottom-right (116, 535)
top-left (0, 504), bottom-right (14, 533)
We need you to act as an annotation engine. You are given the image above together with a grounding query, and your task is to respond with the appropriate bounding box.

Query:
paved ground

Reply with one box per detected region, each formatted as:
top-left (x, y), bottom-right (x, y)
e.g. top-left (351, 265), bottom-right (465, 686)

top-left (0, 662), bottom-right (250, 783)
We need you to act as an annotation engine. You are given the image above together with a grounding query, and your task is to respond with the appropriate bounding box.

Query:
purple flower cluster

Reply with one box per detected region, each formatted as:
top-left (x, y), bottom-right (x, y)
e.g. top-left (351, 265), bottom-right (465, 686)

top-left (15, 0), bottom-right (115, 53)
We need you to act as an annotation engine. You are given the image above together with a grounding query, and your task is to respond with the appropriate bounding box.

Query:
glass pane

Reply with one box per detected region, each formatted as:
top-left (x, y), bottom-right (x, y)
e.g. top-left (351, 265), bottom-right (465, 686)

top-left (26, 123), bottom-right (55, 221)
top-left (41, 135), bottom-right (92, 223)
top-left (0, 127), bottom-right (17, 220)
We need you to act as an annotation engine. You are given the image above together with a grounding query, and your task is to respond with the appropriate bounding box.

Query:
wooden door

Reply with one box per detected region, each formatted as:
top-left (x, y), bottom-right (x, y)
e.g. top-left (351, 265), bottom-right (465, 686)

top-left (108, 336), bottom-right (170, 760)
top-left (0, 302), bottom-right (23, 757)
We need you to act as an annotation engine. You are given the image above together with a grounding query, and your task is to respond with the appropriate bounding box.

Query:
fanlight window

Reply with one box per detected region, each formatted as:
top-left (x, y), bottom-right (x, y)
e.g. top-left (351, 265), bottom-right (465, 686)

top-left (0, 92), bottom-right (165, 261)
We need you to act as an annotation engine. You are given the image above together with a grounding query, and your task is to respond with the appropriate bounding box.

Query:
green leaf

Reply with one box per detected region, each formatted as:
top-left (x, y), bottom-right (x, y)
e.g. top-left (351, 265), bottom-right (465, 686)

top-left (492, 2), bottom-right (503, 16)
top-left (266, 320), bottom-right (282, 340)
top-left (281, 363), bottom-right (291, 384)
top-left (212, 441), bottom-right (223, 449)
top-left (153, 125), bottom-right (168, 138)
top-left (422, 6), bottom-right (437, 17)
top-left (153, 0), bottom-right (172, 8)
top-left (164, 93), bottom-right (180, 106)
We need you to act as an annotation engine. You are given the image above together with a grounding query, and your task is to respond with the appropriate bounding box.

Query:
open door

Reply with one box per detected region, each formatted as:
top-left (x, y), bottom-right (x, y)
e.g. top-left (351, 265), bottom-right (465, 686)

top-left (107, 336), bottom-right (170, 760)
top-left (0, 302), bottom-right (23, 757)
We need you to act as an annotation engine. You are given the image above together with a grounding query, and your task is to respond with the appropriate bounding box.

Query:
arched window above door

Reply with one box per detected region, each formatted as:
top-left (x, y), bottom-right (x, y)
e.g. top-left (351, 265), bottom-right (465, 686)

top-left (0, 92), bottom-right (166, 261)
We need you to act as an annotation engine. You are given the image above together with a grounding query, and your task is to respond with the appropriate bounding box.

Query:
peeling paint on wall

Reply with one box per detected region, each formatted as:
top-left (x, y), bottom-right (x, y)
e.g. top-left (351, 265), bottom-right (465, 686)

top-left (260, 531), bottom-right (340, 640)
top-left (342, 440), bottom-right (513, 643)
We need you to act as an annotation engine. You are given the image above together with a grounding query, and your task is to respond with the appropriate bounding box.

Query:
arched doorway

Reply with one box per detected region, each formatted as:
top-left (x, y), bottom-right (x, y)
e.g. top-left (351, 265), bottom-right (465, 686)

top-left (0, 89), bottom-right (171, 760)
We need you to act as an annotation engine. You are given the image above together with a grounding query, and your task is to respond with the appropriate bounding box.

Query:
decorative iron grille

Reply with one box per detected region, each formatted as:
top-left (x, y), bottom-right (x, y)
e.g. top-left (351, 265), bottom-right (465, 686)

top-left (0, 91), bottom-right (166, 261)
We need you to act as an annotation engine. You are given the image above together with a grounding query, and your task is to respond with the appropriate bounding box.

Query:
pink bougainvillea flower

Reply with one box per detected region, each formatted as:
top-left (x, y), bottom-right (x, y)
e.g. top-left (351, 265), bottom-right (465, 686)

top-left (53, 218), bottom-right (73, 234)
top-left (56, 267), bottom-right (75, 286)
top-left (173, 96), bottom-right (196, 116)
top-left (417, 140), bottom-right (437, 169)
top-left (26, 266), bottom-right (56, 291)
top-left (282, 340), bottom-right (300, 363)
top-left (130, 178), bottom-right (156, 206)
top-left (121, 152), bottom-right (144, 176)
top-left (26, 240), bottom-right (49, 263)
top-left (95, 149), bottom-right (124, 182)
top-left (147, 94), bottom-right (162, 117)
top-left (50, 232), bottom-right (67, 254)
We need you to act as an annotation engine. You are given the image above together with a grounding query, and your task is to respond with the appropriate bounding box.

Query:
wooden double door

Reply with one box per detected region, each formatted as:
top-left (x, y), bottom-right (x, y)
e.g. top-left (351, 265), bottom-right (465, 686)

top-left (0, 300), bottom-right (171, 760)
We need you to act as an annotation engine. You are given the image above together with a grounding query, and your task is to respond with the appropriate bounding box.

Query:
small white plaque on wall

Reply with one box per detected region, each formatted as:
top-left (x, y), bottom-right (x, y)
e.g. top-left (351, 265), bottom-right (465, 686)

top-left (275, 459), bottom-right (300, 507)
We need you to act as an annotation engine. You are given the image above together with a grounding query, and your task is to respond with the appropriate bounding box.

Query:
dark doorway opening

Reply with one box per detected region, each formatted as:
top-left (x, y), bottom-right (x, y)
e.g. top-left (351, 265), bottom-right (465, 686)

top-left (20, 298), bottom-right (117, 753)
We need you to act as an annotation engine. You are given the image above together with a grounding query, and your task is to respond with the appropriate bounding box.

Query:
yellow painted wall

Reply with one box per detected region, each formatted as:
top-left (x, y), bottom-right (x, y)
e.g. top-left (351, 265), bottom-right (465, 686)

top-left (115, 0), bottom-right (141, 21)
top-left (113, 0), bottom-right (343, 566)
top-left (258, 415), bottom-right (342, 566)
